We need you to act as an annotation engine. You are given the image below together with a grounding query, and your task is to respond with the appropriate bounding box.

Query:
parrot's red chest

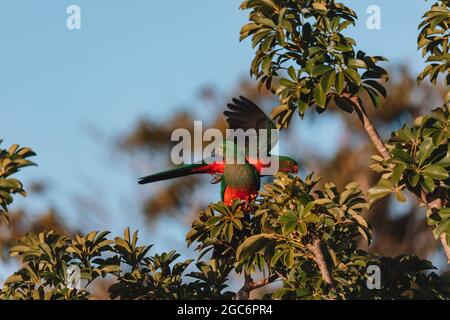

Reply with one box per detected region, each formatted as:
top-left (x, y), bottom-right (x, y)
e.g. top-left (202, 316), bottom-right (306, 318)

top-left (223, 186), bottom-right (258, 205)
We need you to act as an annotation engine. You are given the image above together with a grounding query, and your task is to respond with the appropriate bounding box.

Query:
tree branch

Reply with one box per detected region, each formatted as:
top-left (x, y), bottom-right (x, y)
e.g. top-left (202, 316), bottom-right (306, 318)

top-left (349, 96), bottom-right (390, 160)
top-left (440, 234), bottom-right (450, 264)
top-left (306, 239), bottom-right (334, 287)
top-left (424, 192), bottom-right (450, 263)
top-left (235, 272), bottom-right (278, 300)
top-left (349, 94), bottom-right (450, 264)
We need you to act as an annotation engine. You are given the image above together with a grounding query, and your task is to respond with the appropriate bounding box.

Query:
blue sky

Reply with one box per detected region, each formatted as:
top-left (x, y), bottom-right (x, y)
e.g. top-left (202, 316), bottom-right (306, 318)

top-left (0, 1), bottom-right (434, 257)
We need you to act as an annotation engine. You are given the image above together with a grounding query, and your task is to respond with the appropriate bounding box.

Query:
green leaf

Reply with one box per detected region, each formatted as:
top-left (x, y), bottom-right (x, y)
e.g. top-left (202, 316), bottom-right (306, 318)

top-left (334, 96), bottom-right (354, 113)
top-left (364, 80), bottom-right (387, 97)
top-left (276, 29), bottom-right (285, 46)
top-left (0, 179), bottom-right (22, 190)
top-left (358, 226), bottom-right (369, 241)
top-left (335, 72), bottom-right (345, 94)
top-left (368, 179), bottom-right (395, 205)
top-left (288, 66), bottom-right (297, 81)
top-left (422, 175), bottom-right (436, 192)
top-left (297, 222), bottom-right (307, 236)
top-left (395, 126), bottom-right (414, 142)
top-left (282, 221), bottom-right (298, 234)
top-left (284, 249), bottom-right (294, 268)
top-left (8, 144), bottom-right (19, 155)
top-left (254, 17), bottom-right (277, 29)
top-left (433, 219), bottom-right (450, 239)
top-left (297, 93), bottom-right (311, 116)
top-left (312, 2), bottom-right (328, 12)
top-left (206, 216), bottom-right (222, 228)
top-left (270, 250), bottom-right (285, 267)
top-left (417, 137), bottom-right (434, 167)
top-left (224, 223), bottom-right (233, 242)
top-left (314, 85), bottom-right (326, 108)
top-left (278, 210), bottom-right (298, 224)
top-left (262, 56), bottom-right (272, 75)
top-left (422, 165), bottom-right (449, 180)
top-left (391, 149), bottom-right (414, 164)
top-left (211, 224), bottom-right (224, 239)
top-left (311, 65), bottom-right (333, 77)
top-left (320, 70), bottom-right (336, 93)
top-left (352, 214), bottom-right (368, 228)
top-left (344, 68), bottom-right (361, 85)
top-left (408, 173), bottom-right (420, 187)
top-left (4, 274), bottom-right (23, 285)
top-left (348, 59), bottom-right (366, 69)
top-left (391, 164), bottom-right (406, 185)
top-left (236, 234), bottom-right (274, 260)
top-left (101, 265), bottom-right (121, 273)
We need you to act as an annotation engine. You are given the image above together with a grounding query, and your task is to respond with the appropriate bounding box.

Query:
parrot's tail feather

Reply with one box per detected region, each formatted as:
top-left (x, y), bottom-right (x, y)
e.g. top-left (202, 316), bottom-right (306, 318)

top-left (138, 168), bottom-right (193, 184)
top-left (138, 161), bottom-right (224, 184)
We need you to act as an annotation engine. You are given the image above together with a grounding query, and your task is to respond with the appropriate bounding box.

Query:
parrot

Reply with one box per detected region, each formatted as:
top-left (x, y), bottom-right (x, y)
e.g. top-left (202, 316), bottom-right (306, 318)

top-left (138, 96), bottom-right (298, 205)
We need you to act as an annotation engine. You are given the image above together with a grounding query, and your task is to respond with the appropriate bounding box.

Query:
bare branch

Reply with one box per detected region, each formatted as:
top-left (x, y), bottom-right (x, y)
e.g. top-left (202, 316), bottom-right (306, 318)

top-left (440, 234), bottom-right (450, 264)
top-left (425, 193), bottom-right (450, 263)
top-left (348, 94), bottom-right (450, 264)
top-left (349, 96), bottom-right (390, 160)
top-left (307, 239), bottom-right (334, 287)
top-left (235, 272), bottom-right (278, 300)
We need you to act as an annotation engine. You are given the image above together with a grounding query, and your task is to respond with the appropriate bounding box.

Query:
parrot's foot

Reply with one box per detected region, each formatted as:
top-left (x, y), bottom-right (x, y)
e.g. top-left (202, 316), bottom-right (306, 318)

top-left (210, 173), bottom-right (223, 184)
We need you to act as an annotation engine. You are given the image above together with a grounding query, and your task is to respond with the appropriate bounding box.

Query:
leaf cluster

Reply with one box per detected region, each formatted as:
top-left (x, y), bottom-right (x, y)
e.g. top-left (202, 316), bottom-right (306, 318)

top-left (0, 141), bottom-right (36, 225)
top-left (240, 0), bottom-right (388, 126)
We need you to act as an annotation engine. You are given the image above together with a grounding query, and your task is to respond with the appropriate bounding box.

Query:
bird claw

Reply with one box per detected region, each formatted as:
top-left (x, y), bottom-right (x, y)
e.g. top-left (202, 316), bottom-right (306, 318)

top-left (210, 173), bottom-right (223, 184)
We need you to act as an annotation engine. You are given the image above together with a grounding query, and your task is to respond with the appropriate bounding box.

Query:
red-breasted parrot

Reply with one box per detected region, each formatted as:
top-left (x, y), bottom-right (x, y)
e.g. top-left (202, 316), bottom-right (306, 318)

top-left (138, 96), bottom-right (298, 204)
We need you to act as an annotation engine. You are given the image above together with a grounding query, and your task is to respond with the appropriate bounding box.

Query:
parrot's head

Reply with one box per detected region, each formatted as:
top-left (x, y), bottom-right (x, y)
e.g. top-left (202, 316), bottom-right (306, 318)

top-left (278, 156), bottom-right (299, 174)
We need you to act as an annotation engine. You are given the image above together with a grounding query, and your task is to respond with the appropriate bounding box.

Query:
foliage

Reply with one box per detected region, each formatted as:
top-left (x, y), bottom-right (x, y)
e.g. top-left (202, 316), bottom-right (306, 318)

top-left (0, 228), bottom-right (233, 300)
top-left (0, 141), bottom-right (35, 225)
top-left (2, 0), bottom-right (450, 301)
top-left (239, 0), bottom-right (388, 127)
top-left (241, 0), bottom-right (450, 266)
top-left (418, 0), bottom-right (450, 91)
top-left (188, 173), bottom-right (450, 299)
top-left (2, 174), bottom-right (449, 300)
top-left (188, 173), bottom-right (369, 274)
top-left (368, 0), bottom-right (450, 251)
top-left (369, 106), bottom-right (450, 243)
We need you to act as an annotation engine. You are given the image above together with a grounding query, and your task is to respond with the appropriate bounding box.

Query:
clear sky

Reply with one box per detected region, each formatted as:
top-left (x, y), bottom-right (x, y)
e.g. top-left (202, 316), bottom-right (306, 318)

top-left (0, 1), bottom-right (433, 255)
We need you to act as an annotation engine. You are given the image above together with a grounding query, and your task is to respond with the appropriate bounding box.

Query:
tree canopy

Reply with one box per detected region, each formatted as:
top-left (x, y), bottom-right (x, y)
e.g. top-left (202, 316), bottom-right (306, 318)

top-left (1, 0), bottom-right (450, 300)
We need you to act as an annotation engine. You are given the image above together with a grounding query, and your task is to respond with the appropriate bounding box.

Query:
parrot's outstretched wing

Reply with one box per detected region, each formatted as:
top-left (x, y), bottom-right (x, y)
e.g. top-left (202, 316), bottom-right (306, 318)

top-left (223, 96), bottom-right (279, 153)
top-left (138, 159), bottom-right (224, 184)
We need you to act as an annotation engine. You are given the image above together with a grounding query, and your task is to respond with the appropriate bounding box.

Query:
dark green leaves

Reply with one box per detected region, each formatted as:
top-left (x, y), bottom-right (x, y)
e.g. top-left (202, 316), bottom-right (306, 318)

top-left (391, 149), bottom-right (414, 165)
top-left (4, 228), bottom-right (235, 300)
top-left (240, 0), bottom-right (387, 127)
top-left (369, 102), bottom-right (450, 245)
top-left (368, 179), bottom-right (396, 205)
top-left (422, 164), bottom-right (449, 180)
top-left (418, 2), bottom-right (450, 86)
top-left (236, 234), bottom-right (274, 260)
top-left (314, 84), bottom-right (326, 108)
top-left (334, 95), bottom-right (355, 113)
top-left (0, 141), bottom-right (36, 225)
top-left (417, 137), bottom-right (434, 167)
